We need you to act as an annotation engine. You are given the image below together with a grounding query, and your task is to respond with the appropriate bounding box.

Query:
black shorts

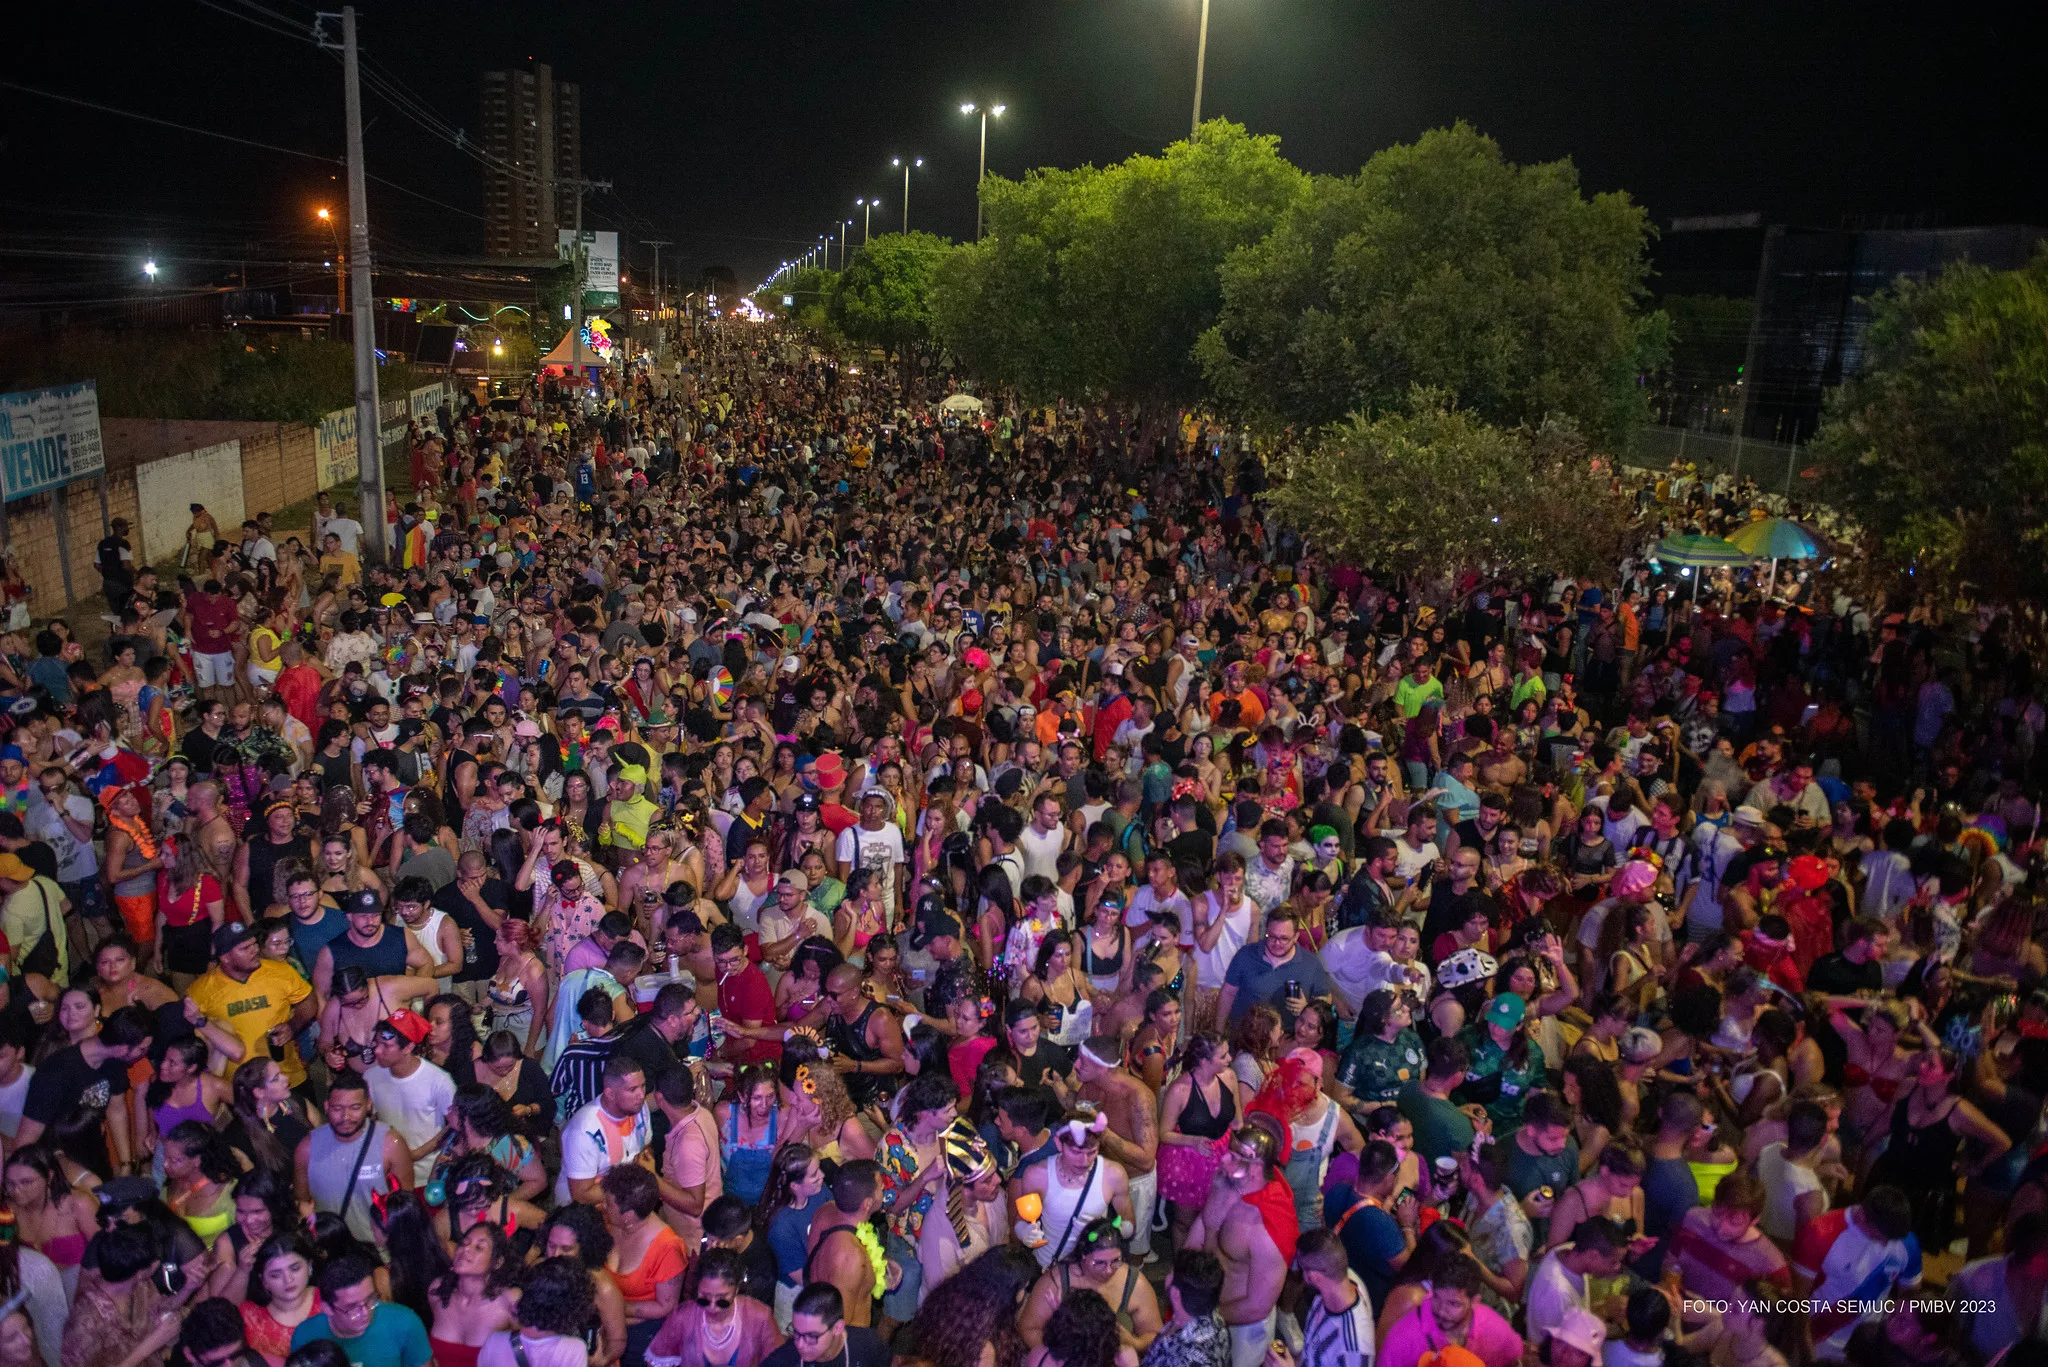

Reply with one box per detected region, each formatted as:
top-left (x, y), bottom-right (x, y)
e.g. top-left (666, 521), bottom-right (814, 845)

top-left (163, 920), bottom-right (214, 977)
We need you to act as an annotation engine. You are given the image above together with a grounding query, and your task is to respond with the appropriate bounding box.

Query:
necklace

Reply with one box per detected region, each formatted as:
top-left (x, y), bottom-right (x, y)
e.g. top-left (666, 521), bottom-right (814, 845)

top-left (702, 1314), bottom-right (738, 1353)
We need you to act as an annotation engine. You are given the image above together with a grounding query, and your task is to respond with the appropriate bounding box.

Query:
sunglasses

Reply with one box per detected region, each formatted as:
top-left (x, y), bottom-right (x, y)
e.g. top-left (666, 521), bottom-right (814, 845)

top-left (696, 1295), bottom-right (733, 1310)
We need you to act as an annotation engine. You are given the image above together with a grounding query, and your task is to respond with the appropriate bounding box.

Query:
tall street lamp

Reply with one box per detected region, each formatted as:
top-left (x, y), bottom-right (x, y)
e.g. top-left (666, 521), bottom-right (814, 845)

top-left (891, 157), bottom-right (923, 233)
top-left (841, 219), bottom-right (853, 269)
top-left (1190, 0), bottom-right (1211, 137)
top-left (960, 102), bottom-right (1006, 239)
top-left (856, 198), bottom-right (879, 244)
top-left (316, 206), bottom-right (345, 312)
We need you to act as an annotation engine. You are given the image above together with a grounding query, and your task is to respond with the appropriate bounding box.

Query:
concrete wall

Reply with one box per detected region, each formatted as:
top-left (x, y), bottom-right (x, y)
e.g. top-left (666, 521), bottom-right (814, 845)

top-left (0, 472), bottom-right (138, 618)
top-left (134, 441), bottom-right (245, 566)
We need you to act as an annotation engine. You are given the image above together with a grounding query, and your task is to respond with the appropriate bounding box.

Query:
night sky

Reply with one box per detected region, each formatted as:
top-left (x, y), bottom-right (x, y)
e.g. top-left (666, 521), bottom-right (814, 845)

top-left (2, 0), bottom-right (2040, 292)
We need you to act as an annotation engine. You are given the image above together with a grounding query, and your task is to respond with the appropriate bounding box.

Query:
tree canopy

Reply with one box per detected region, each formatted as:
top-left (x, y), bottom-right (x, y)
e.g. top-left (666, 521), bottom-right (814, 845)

top-left (1197, 123), bottom-right (1665, 445)
top-left (1810, 246), bottom-right (2048, 606)
top-left (829, 231), bottom-right (950, 365)
top-left (929, 120), bottom-right (1304, 408)
top-left (1264, 389), bottom-right (1641, 579)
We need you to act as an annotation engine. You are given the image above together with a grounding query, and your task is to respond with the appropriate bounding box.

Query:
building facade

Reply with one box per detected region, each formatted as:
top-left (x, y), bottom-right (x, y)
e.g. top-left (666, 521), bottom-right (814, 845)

top-left (480, 63), bottom-right (582, 257)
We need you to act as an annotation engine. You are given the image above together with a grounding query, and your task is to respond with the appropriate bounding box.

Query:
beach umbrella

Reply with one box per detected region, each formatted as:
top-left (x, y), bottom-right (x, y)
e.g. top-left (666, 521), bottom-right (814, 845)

top-left (1653, 533), bottom-right (1750, 606)
top-left (1653, 533), bottom-right (1750, 567)
top-left (1727, 517), bottom-right (1821, 599)
top-left (1727, 517), bottom-right (1821, 560)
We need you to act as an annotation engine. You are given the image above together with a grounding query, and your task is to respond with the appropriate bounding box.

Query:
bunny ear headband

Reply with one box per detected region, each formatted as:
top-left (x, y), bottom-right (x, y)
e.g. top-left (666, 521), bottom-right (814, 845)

top-left (1058, 1108), bottom-right (1110, 1147)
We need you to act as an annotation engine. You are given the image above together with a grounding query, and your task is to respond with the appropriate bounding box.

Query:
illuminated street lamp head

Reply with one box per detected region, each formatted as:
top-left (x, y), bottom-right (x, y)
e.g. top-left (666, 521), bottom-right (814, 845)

top-left (316, 207), bottom-right (331, 220)
top-left (960, 102), bottom-right (976, 114)
top-left (142, 259), bottom-right (158, 279)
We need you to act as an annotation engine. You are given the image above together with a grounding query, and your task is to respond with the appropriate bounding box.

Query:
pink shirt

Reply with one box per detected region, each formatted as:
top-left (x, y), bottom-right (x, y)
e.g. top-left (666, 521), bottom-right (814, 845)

top-left (662, 1105), bottom-right (722, 1249)
top-left (563, 929), bottom-right (647, 976)
top-left (1379, 1302), bottom-right (1524, 1367)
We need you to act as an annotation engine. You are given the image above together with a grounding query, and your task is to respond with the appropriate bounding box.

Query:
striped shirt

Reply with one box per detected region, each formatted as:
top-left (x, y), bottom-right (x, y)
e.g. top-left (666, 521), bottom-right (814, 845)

top-left (1303, 1273), bottom-right (1377, 1367)
top-left (549, 1034), bottom-right (618, 1126)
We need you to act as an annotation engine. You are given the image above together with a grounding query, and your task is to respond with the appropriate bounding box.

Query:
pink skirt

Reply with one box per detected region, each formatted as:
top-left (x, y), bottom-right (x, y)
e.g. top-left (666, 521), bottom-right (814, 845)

top-left (1157, 1135), bottom-right (1229, 1206)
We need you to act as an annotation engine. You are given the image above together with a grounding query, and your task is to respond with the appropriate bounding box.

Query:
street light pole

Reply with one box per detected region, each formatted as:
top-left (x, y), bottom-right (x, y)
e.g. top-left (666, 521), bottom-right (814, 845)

top-left (892, 157), bottom-right (923, 233)
top-left (841, 220), bottom-right (852, 268)
top-left (858, 199), bottom-right (875, 244)
top-left (1191, 0), bottom-right (1211, 138)
top-left (316, 208), bottom-right (346, 313)
top-left (960, 103), bottom-right (1006, 239)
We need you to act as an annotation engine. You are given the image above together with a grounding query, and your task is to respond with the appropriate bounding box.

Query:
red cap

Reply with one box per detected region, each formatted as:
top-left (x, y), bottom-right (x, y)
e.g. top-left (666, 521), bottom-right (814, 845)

top-left (378, 1009), bottom-right (431, 1046)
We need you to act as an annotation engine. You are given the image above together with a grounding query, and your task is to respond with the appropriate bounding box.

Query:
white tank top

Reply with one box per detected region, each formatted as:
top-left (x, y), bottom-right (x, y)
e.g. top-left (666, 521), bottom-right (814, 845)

top-left (1017, 823), bottom-right (1066, 885)
top-left (1036, 1158), bottom-right (1112, 1268)
top-left (1290, 1100), bottom-right (1341, 1182)
top-left (412, 909), bottom-right (451, 967)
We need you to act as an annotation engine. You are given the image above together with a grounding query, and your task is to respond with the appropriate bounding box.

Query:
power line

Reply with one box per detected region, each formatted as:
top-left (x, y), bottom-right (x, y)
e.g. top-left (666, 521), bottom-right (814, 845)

top-left (192, 0), bottom-right (319, 45)
top-left (0, 78), bottom-right (481, 223)
top-left (0, 78), bottom-right (336, 164)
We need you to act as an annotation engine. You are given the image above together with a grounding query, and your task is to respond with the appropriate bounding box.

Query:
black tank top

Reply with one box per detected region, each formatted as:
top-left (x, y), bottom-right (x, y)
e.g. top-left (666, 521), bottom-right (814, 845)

top-left (328, 924), bottom-right (409, 979)
top-left (245, 834), bottom-right (311, 915)
top-left (829, 1001), bottom-right (890, 1107)
top-left (1178, 1074), bottom-right (1237, 1140)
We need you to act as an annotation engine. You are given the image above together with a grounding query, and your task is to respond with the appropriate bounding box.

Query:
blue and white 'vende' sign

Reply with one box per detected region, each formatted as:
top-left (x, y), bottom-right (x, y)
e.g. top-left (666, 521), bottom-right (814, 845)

top-left (0, 381), bottom-right (105, 503)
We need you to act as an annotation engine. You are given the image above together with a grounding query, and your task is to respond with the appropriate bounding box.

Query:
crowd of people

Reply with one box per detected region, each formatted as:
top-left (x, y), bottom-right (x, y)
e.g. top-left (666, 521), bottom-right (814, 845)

top-left (0, 317), bottom-right (2043, 1367)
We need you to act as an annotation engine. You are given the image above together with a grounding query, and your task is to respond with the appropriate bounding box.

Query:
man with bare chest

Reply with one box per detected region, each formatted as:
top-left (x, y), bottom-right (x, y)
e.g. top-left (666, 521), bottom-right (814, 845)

top-left (187, 780), bottom-right (239, 890)
top-left (1076, 1034), bottom-right (1159, 1259)
top-left (1191, 1124), bottom-right (1296, 1367)
top-left (805, 1159), bottom-right (887, 1328)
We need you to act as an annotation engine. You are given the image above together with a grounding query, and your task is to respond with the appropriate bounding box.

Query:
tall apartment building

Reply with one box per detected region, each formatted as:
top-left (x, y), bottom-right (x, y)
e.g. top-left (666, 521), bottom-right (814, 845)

top-left (479, 63), bottom-right (582, 256)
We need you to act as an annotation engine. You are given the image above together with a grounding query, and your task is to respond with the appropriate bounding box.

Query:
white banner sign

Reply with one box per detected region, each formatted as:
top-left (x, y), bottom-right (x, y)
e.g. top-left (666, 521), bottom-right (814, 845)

top-left (409, 383), bottom-right (446, 426)
top-left (0, 381), bottom-right (105, 503)
top-left (313, 408), bottom-right (358, 492)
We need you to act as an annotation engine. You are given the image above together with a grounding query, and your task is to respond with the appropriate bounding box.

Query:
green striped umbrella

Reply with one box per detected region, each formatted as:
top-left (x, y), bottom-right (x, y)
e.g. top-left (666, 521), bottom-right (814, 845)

top-left (1653, 533), bottom-right (1751, 567)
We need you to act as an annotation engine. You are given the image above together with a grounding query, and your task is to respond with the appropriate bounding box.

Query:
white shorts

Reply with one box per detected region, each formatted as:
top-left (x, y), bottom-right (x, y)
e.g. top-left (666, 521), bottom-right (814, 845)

top-left (247, 665), bottom-right (280, 689)
top-left (193, 652), bottom-right (236, 688)
top-left (1230, 1313), bottom-right (1276, 1367)
top-left (1127, 1167), bottom-right (1158, 1257)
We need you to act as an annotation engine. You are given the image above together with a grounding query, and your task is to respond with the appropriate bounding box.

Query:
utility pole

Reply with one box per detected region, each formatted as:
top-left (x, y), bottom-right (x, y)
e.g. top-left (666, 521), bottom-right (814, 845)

top-left (320, 7), bottom-right (387, 564)
top-left (564, 176), bottom-right (613, 375)
top-left (644, 239), bottom-right (671, 323)
top-left (1191, 0), bottom-right (1211, 138)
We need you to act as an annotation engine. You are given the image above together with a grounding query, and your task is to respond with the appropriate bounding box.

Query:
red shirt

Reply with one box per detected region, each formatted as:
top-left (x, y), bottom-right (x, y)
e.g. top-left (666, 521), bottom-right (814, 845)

top-left (1092, 694), bottom-right (1132, 762)
top-left (1779, 892), bottom-right (1834, 977)
top-left (717, 963), bottom-right (781, 1064)
top-left (186, 592), bottom-right (239, 654)
top-left (1739, 932), bottom-right (1806, 995)
top-left (273, 663), bottom-right (323, 731)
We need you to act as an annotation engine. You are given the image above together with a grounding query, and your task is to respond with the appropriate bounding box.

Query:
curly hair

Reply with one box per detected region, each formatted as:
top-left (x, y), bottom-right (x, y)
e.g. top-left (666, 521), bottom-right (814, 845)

top-left (1228, 1004), bottom-right (1283, 1063)
top-left (1043, 1289), bottom-right (1122, 1367)
top-left (908, 1245), bottom-right (1039, 1367)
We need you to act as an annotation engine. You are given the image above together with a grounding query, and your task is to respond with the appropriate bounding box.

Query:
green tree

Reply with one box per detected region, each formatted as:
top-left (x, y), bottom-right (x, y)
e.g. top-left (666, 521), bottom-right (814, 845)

top-left (829, 231), bottom-right (950, 380)
top-left (756, 265), bottom-right (840, 338)
top-left (1197, 122), bottom-right (1666, 445)
top-left (930, 120), bottom-right (1304, 411)
top-left (1264, 390), bottom-right (1641, 578)
top-left (1810, 247), bottom-right (2048, 610)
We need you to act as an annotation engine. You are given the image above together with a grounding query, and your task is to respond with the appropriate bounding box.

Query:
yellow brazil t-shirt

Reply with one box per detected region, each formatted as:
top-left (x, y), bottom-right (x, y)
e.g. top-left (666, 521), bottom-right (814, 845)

top-left (187, 960), bottom-right (314, 1087)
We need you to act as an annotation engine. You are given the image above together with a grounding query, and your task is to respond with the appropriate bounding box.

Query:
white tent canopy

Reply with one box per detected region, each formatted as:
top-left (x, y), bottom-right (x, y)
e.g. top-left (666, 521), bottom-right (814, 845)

top-left (540, 332), bottom-right (611, 369)
top-left (937, 392), bottom-right (984, 414)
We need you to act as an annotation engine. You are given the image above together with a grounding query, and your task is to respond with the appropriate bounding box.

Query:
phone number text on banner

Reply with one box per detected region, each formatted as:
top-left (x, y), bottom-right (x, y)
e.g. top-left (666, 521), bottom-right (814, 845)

top-left (0, 381), bottom-right (106, 503)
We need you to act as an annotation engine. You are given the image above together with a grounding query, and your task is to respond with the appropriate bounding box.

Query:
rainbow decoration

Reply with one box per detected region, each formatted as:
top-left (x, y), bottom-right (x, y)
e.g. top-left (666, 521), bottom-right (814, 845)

top-left (708, 667), bottom-right (734, 707)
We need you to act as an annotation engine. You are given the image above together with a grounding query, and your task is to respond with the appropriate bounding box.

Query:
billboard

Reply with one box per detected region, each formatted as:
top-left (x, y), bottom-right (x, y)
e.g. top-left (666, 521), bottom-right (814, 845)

top-left (314, 408), bottom-right (359, 491)
top-left (0, 381), bottom-right (105, 503)
top-left (409, 383), bottom-right (446, 426)
top-left (558, 229), bottom-right (621, 309)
